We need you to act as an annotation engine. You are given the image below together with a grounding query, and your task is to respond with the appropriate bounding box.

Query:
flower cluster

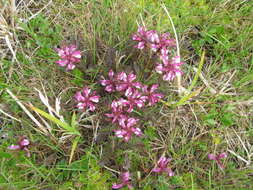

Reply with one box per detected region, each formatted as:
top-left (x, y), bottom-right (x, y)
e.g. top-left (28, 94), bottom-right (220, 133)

top-left (101, 70), bottom-right (164, 142)
top-left (55, 45), bottom-right (81, 71)
top-left (208, 152), bottom-right (227, 169)
top-left (132, 26), bottom-right (184, 81)
top-left (132, 27), bottom-right (175, 52)
top-left (100, 70), bottom-right (142, 94)
top-left (74, 86), bottom-right (100, 112)
top-left (8, 136), bottom-right (30, 157)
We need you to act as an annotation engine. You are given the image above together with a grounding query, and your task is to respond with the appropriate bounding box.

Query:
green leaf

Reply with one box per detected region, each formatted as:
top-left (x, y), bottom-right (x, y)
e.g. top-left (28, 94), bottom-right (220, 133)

top-left (0, 151), bottom-right (11, 158)
top-left (173, 51), bottom-right (205, 107)
top-left (220, 113), bottom-right (234, 127)
top-left (71, 112), bottom-right (77, 129)
top-left (29, 105), bottom-right (80, 135)
top-left (72, 69), bottom-right (84, 86)
top-left (69, 136), bottom-right (81, 164)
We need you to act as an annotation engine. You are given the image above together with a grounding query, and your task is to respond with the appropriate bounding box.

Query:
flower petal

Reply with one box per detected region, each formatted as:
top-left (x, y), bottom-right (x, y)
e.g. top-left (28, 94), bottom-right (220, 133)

top-left (152, 167), bottom-right (162, 173)
top-left (72, 51), bottom-right (81, 58)
top-left (56, 59), bottom-right (68, 66)
top-left (66, 63), bottom-right (76, 70)
top-left (218, 152), bottom-right (227, 159)
top-left (90, 96), bottom-right (100, 103)
top-left (208, 154), bottom-right (217, 160)
top-left (112, 183), bottom-right (124, 189)
top-left (150, 84), bottom-right (159, 92)
top-left (8, 145), bottom-right (20, 150)
top-left (20, 139), bottom-right (30, 146)
top-left (108, 69), bottom-right (114, 78)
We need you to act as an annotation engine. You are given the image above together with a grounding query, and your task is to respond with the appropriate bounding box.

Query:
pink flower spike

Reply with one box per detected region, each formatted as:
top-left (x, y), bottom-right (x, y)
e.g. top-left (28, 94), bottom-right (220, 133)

top-left (124, 89), bottom-right (146, 112)
top-left (112, 172), bottom-right (133, 189)
top-left (142, 84), bottom-right (164, 106)
top-left (116, 72), bottom-right (142, 93)
top-left (159, 33), bottom-right (176, 47)
top-left (74, 87), bottom-right (100, 112)
top-left (7, 136), bottom-right (30, 157)
top-left (208, 152), bottom-right (227, 169)
top-left (105, 100), bottom-right (128, 123)
top-left (132, 27), bottom-right (176, 54)
top-left (55, 45), bottom-right (81, 71)
top-left (115, 117), bottom-right (142, 142)
top-left (159, 47), bottom-right (169, 63)
top-left (100, 69), bottom-right (117, 93)
top-left (146, 30), bottom-right (160, 44)
top-left (152, 156), bottom-right (174, 177)
top-left (155, 56), bottom-right (184, 81)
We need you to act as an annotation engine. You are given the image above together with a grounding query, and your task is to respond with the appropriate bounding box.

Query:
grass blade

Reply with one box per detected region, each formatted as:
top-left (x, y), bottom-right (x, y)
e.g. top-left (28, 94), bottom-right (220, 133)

top-left (69, 136), bottom-right (81, 164)
top-left (29, 105), bottom-right (80, 135)
top-left (173, 51), bottom-right (206, 107)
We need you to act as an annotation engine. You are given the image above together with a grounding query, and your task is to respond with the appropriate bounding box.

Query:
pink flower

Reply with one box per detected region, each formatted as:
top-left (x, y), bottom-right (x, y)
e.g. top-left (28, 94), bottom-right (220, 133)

top-left (74, 87), bottom-right (100, 111)
top-left (132, 27), bottom-right (182, 81)
top-left (116, 72), bottom-right (142, 94)
top-left (8, 136), bottom-right (30, 157)
top-left (208, 152), bottom-right (227, 169)
top-left (132, 27), bottom-right (175, 52)
top-left (115, 117), bottom-right (142, 142)
top-left (155, 56), bottom-right (184, 81)
top-left (142, 84), bottom-right (164, 106)
top-left (112, 172), bottom-right (133, 189)
top-left (55, 45), bottom-right (81, 71)
top-left (100, 69), bottom-right (117, 93)
top-left (146, 30), bottom-right (160, 44)
top-left (124, 89), bottom-right (146, 112)
top-left (152, 156), bottom-right (174, 177)
top-left (132, 26), bottom-right (147, 49)
top-left (159, 47), bottom-right (169, 63)
top-left (150, 33), bottom-right (175, 53)
top-left (105, 100), bottom-right (128, 123)
top-left (159, 33), bottom-right (176, 49)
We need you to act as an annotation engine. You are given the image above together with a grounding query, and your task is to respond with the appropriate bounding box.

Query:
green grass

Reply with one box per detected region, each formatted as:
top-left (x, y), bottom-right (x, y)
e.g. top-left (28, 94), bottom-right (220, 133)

top-left (0, 0), bottom-right (253, 189)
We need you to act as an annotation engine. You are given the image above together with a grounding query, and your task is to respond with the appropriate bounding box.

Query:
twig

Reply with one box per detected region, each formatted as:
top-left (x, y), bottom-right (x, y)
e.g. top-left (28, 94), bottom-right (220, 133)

top-left (227, 149), bottom-right (250, 166)
top-left (4, 35), bottom-right (18, 63)
top-left (103, 165), bottom-right (120, 174)
top-left (0, 108), bottom-right (21, 122)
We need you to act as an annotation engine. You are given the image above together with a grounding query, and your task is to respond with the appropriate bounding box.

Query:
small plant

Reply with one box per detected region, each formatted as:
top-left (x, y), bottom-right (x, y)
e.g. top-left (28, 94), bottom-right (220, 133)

top-left (152, 156), bottom-right (174, 177)
top-left (50, 26), bottom-right (179, 189)
top-left (99, 69), bottom-right (164, 143)
top-left (208, 152), bottom-right (227, 169)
